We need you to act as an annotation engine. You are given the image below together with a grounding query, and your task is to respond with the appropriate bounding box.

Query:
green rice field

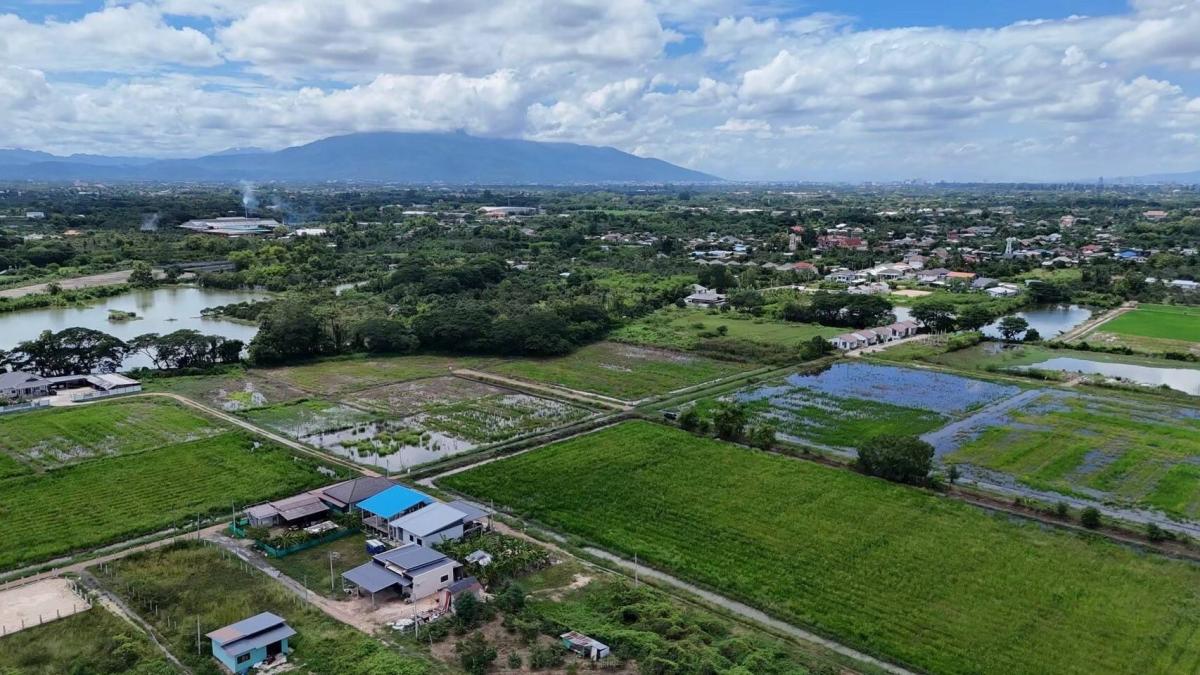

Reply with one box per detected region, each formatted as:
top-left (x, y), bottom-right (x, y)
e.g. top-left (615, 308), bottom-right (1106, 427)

top-left (0, 432), bottom-right (336, 571)
top-left (0, 398), bottom-right (224, 471)
top-left (444, 421), bottom-right (1200, 675)
top-left (1099, 304), bottom-right (1200, 342)
top-left (1081, 304), bottom-right (1200, 354)
top-left (946, 393), bottom-right (1200, 518)
top-left (485, 341), bottom-right (755, 401)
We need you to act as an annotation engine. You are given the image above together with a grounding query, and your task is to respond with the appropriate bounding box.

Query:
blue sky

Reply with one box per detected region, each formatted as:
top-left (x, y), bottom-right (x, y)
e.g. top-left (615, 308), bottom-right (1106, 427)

top-left (1, 0), bottom-right (1199, 181)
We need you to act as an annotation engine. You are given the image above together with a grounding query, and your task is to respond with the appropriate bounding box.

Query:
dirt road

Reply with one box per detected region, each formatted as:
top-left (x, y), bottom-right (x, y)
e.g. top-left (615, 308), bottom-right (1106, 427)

top-left (1057, 301), bottom-right (1137, 342)
top-left (0, 270), bottom-right (134, 298)
top-left (452, 368), bottom-right (629, 410)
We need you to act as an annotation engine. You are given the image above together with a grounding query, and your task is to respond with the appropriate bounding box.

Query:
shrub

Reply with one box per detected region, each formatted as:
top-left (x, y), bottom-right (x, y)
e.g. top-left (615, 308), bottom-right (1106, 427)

top-left (530, 644), bottom-right (565, 669)
top-left (1080, 507), bottom-right (1102, 529)
top-left (857, 435), bottom-right (935, 486)
top-left (1055, 501), bottom-right (1070, 518)
top-left (456, 633), bottom-right (497, 675)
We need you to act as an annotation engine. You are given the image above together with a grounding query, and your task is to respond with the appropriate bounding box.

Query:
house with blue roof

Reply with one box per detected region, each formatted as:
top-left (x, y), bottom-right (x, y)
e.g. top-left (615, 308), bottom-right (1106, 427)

top-left (206, 612), bottom-right (294, 673)
top-left (357, 485), bottom-right (432, 536)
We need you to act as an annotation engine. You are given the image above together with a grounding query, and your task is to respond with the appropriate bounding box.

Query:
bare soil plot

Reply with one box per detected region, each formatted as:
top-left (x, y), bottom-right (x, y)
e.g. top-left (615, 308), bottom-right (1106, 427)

top-left (0, 578), bottom-right (89, 636)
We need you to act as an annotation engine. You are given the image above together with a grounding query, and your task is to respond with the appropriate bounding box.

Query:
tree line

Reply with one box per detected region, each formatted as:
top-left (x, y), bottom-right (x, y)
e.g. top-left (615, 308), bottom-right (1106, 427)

top-left (0, 328), bottom-right (243, 375)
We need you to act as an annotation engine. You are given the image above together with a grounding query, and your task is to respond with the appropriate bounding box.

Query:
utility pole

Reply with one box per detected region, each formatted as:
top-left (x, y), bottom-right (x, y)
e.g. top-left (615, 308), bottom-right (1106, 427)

top-left (196, 617), bottom-right (201, 654)
top-left (329, 552), bottom-right (335, 593)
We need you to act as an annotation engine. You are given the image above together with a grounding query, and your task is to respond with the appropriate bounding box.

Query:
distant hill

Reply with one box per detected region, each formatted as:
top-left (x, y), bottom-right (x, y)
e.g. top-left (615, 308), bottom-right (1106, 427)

top-left (0, 132), bottom-right (718, 184)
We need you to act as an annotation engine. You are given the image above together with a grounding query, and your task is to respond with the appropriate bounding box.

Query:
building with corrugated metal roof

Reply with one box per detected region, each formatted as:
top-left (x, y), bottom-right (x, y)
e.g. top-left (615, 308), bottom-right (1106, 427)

top-left (206, 612), bottom-right (294, 673)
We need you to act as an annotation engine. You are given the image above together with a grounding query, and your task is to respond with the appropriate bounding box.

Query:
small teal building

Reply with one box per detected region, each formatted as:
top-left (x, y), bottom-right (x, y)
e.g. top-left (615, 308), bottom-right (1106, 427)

top-left (206, 612), bottom-right (295, 673)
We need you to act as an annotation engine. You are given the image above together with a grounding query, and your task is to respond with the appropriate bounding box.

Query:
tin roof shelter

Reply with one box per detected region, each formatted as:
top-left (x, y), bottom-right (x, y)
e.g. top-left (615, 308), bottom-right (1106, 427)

top-left (206, 612), bottom-right (295, 674)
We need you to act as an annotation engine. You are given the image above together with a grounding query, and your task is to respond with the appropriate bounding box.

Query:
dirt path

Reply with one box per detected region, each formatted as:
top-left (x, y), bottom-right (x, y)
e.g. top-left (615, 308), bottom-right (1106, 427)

top-left (1058, 301), bottom-right (1137, 342)
top-left (452, 368), bottom-right (629, 410)
top-left (479, 519), bottom-right (900, 675)
top-left (77, 392), bottom-right (376, 477)
top-left (582, 548), bottom-right (916, 675)
top-left (0, 526), bottom-right (222, 593)
top-left (201, 532), bottom-right (381, 634)
top-left (78, 572), bottom-right (194, 674)
top-left (0, 269), bottom-right (135, 298)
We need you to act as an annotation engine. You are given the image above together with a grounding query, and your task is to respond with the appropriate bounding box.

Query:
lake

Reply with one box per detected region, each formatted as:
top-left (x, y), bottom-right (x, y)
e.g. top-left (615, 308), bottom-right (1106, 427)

top-left (0, 286), bottom-right (269, 369)
top-left (983, 304), bottom-right (1092, 339)
top-left (1022, 357), bottom-right (1200, 395)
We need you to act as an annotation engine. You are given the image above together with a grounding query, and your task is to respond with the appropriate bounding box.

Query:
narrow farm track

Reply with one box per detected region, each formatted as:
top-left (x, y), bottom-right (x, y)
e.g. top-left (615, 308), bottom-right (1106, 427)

top-left (78, 572), bottom-right (194, 674)
top-left (452, 368), bottom-right (630, 409)
top-left (1059, 301), bottom-right (1138, 342)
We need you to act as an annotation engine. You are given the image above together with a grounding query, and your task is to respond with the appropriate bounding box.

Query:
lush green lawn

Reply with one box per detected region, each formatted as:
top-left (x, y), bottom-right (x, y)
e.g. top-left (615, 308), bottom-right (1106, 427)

top-left (486, 341), bottom-right (755, 401)
top-left (257, 354), bottom-right (497, 395)
top-left (1099, 304), bottom-right (1200, 342)
top-left (949, 394), bottom-right (1200, 518)
top-left (0, 397), bottom-right (224, 470)
top-left (612, 307), bottom-right (840, 351)
top-left (0, 432), bottom-right (336, 571)
top-left (0, 605), bottom-right (172, 674)
top-left (95, 543), bottom-right (435, 675)
top-left (444, 421), bottom-right (1200, 675)
top-left (268, 532), bottom-right (372, 599)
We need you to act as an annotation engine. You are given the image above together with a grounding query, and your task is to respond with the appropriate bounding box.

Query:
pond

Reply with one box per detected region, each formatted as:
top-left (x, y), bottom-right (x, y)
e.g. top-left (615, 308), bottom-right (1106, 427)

top-left (0, 285), bottom-right (270, 369)
top-left (983, 304), bottom-right (1091, 339)
top-left (1022, 357), bottom-right (1200, 396)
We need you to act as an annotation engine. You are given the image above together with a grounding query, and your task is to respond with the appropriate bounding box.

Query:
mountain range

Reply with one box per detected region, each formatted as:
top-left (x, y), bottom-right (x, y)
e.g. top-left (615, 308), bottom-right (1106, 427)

top-left (0, 132), bottom-right (717, 184)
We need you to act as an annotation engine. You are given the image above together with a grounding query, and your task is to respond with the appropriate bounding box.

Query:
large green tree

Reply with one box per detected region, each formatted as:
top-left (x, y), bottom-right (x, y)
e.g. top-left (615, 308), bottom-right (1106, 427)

top-left (857, 435), bottom-right (935, 486)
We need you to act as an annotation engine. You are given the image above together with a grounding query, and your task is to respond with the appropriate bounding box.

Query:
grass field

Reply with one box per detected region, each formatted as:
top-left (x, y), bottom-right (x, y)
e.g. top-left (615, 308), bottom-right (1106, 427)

top-left (239, 399), bottom-right (378, 437)
top-left (145, 369), bottom-right (305, 411)
top-left (0, 432), bottom-right (336, 571)
top-left (257, 354), bottom-right (497, 395)
top-left (443, 421), bottom-right (1200, 675)
top-left (268, 532), bottom-right (372, 599)
top-left (95, 542), bottom-right (435, 675)
top-left (0, 605), bottom-right (172, 674)
top-left (0, 398), bottom-right (223, 471)
top-left (923, 342), bottom-right (1200, 373)
top-left (1082, 304), bottom-right (1200, 354)
top-left (1099, 304), bottom-right (1200, 342)
top-left (945, 393), bottom-right (1200, 518)
top-left (612, 307), bottom-right (840, 351)
top-left (485, 341), bottom-right (755, 401)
